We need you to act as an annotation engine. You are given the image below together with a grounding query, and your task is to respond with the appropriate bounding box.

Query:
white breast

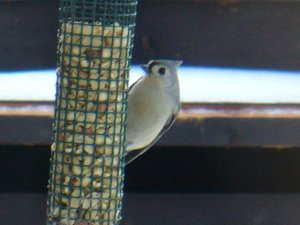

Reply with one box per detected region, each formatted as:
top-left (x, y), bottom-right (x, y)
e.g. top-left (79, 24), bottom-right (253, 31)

top-left (126, 77), bottom-right (173, 151)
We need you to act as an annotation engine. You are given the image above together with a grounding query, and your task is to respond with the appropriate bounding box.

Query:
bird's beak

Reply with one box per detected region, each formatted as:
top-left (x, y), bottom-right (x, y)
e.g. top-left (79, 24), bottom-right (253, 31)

top-left (141, 64), bottom-right (149, 74)
top-left (173, 60), bottom-right (183, 67)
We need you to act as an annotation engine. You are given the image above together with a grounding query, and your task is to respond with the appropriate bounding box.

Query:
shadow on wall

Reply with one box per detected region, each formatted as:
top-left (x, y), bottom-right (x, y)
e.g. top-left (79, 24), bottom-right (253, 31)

top-left (1, 145), bottom-right (300, 193)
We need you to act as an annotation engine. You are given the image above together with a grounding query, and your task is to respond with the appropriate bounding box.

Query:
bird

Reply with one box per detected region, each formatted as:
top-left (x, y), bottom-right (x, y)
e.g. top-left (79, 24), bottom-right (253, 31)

top-left (125, 59), bottom-right (182, 165)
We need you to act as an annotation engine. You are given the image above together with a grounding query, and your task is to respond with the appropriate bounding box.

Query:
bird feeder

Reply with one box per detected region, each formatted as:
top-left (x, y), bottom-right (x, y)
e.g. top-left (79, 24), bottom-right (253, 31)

top-left (46, 0), bottom-right (137, 224)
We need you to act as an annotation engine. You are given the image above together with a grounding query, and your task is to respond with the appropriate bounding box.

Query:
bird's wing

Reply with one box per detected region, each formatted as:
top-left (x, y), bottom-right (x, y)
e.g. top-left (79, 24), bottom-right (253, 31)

top-left (125, 105), bottom-right (180, 165)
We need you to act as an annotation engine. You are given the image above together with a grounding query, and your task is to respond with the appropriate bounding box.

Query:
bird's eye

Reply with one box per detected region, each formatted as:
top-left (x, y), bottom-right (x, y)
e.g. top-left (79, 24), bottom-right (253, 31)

top-left (158, 67), bottom-right (166, 75)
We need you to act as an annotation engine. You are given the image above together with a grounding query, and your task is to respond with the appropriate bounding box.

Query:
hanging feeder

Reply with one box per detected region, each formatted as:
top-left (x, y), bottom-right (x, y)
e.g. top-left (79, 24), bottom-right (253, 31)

top-left (46, 0), bottom-right (138, 224)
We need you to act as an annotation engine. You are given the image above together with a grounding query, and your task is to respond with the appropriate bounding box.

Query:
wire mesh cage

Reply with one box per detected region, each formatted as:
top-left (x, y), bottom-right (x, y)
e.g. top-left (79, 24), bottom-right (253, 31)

top-left (47, 0), bottom-right (138, 224)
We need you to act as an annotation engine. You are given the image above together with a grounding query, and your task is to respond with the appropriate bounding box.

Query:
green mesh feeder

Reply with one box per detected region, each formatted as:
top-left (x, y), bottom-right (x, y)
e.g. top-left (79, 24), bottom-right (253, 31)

top-left (47, 1), bottom-right (138, 224)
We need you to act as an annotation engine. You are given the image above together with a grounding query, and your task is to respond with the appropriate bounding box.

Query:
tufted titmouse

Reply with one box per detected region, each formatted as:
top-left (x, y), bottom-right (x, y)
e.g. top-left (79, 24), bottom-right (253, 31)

top-left (125, 59), bottom-right (182, 165)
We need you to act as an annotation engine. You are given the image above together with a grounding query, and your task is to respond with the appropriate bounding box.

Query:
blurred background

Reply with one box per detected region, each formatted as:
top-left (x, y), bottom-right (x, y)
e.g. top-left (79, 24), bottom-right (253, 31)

top-left (1, 0), bottom-right (300, 224)
top-left (1, 0), bottom-right (300, 70)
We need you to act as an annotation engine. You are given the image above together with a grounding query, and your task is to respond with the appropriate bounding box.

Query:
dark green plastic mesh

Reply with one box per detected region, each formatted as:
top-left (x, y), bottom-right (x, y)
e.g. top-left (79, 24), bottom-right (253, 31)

top-left (47, 1), bottom-right (137, 224)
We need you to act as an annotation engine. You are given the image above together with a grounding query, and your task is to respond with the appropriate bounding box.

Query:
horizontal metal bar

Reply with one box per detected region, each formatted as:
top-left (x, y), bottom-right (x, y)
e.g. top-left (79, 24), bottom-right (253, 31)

top-left (1, 102), bottom-right (300, 147)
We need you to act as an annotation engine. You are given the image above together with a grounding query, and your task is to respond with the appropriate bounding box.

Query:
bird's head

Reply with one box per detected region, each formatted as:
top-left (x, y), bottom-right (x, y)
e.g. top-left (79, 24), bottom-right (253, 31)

top-left (141, 60), bottom-right (183, 79)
